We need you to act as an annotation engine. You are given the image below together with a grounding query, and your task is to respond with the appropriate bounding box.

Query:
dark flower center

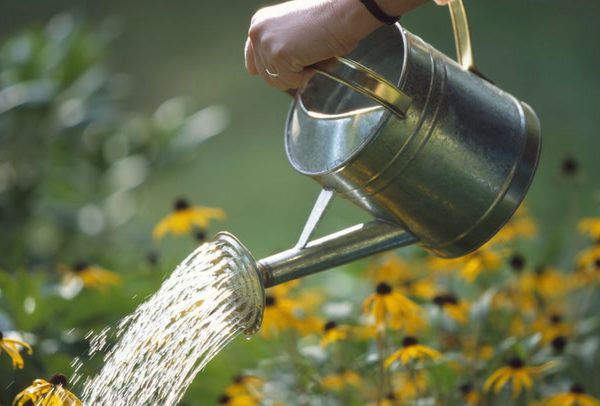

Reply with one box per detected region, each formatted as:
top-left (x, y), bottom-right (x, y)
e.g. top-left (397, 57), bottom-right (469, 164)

top-left (594, 258), bottom-right (600, 269)
top-left (402, 336), bottom-right (418, 347)
top-left (376, 282), bottom-right (392, 295)
top-left (550, 314), bottom-right (563, 324)
top-left (217, 394), bottom-right (231, 404)
top-left (324, 320), bottom-right (338, 331)
top-left (551, 335), bottom-right (567, 353)
top-left (145, 250), bottom-right (159, 266)
top-left (174, 198), bottom-right (190, 211)
top-left (195, 230), bottom-right (206, 243)
top-left (508, 357), bottom-right (524, 369)
top-left (73, 261), bottom-right (89, 273)
top-left (0, 331), bottom-right (3, 340)
top-left (232, 374), bottom-right (243, 384)
top-left (459, 382), bottom-right (473, 394)
top-left (570, 383), bottom-right (585, 394)
top-left (509, 254), bottom-right (525, 271)
top-left (433, 293), bottom-right (458, 306)
top-left (265, 295), bottom-right (276, 307)
top-left (385, 393), bottom-right (396, 401)
top-left (49, 374), bottom-right (68, 387)
top-left (561, 157), bottom-right (579, 176)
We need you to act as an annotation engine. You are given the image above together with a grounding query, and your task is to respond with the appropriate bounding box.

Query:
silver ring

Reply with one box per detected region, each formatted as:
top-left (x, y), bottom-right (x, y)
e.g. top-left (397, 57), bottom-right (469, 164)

top-left (265, 67), bottom-right (279, 78)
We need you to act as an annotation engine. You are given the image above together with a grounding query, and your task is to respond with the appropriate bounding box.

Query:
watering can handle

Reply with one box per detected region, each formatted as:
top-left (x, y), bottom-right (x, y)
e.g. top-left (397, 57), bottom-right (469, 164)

top-left (311, 0), bottom-right (476, 118)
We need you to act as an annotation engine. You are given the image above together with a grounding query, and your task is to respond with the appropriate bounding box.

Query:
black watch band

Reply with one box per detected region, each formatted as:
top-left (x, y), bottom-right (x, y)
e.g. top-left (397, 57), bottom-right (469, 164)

top-left (359, 0), bottom-right (400, 25)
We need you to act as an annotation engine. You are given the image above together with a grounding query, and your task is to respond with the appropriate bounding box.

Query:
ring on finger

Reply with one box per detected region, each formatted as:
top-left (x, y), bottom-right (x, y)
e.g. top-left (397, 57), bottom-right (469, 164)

top-left (265, 67), bottom-right (280, 78)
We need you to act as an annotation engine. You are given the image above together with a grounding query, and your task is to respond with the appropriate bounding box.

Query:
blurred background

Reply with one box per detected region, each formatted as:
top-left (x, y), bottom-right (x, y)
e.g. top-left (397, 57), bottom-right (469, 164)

top-left (1, 0), bottom-right (599, 403)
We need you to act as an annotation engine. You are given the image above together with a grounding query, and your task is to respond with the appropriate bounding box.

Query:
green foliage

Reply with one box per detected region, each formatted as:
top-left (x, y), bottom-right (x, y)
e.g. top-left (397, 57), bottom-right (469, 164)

top-left (0, 14), bottom-right (229, 403)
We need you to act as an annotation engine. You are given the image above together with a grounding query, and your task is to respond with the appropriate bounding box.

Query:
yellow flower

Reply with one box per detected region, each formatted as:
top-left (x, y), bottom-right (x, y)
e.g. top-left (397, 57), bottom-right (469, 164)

top-left (260, 289), bottom-right (298, 339)
top-left (459, 383), bottom-right (481, 405)
top-left (362, 282), bottom-right (423, 330)
top-left (0, 332), bottom-right (32, 369)
top-left (153, 197), bottom-right (225, 239)
top-left (491, 206), bottom-right (538, 244)
top-left (578, 218), bottom-right (600, 240)
top-left (432, 293), bottom-right (470, 325)
top-left (392, 370), bottom-right (428, 401)
top-left (428, 246), bottom-right (502, 282)
top-left (59, 261), bottom-right (121, 291)
top-left (384, 336), bottom-right (441, 368)
top-left (518, 266), bottom-right (573, 299)
top-left (575, 245), bottom-right (600, 285)
top-left (483, 357), bottom-right (556, 397)
top-left (320, 320), bottom-right (349, 347)
top-left (532, 312), bottom-right (572, 344)
top-left (542, 384), bottom-right (600, 406)
top-left (13, 374), bottom-right (82, 406)
top-left (321, 370), bottom-right (362, 391)
top-left (260, 281), bottom-right (319, 338)
top-left (217, 393), bottom-right (259, 406)
top-left (225, 374), bottom-right (263, 398)
top-left (367, 254), bottom-right (411, 284)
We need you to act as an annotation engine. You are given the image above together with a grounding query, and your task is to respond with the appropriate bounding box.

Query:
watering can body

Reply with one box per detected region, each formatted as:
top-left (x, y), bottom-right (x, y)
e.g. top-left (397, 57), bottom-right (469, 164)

top-left (285, 9), bottom-right (541, 258)
top-left (217, 0), bottom-right (542, 300)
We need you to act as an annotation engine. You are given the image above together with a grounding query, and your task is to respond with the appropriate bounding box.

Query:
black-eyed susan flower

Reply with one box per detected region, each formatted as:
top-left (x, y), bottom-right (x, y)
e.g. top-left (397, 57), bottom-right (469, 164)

top-left (432, 293), bottom-right (470, 325)
top-left (561, 157), bottom-right (579, 177)
top-left (575, 244), bottom-right (600, 284)
top-left (550, 335), bottom-right (568, 354)
top-left (0, 331), bottom-right (32, 369)
top-left (491, 206), bottom-right (538, 244)
top-left (532, 312), bottom-right (572, 345)
top-left (362, 282), bottom-right (423, 330)
top-left (153, 197), bottom-right (225, 239)
top-left (509, 253), bottom-right (526, 273)
top-left (459, 382), bottom-right (481, 406)
top-left (542, 384), bottom-right (600, 406)
top-left (260, 281), bottom-right (308, 338)
top-left (384, 336), bottom-right (441, 368)
top-left (13, 374), bottom-right (82, 406)
top-left (320, 320), bottom-right (349, 348)
top-left (428, 245), bottom-right (503, 282)
top-left (392, 370), bottom-right (428, 401)
top-left (225, 374), bottom-right (263, 399)
top-left (483, 357), bottom-right (556, 397)
top-left (578, 218), bottom-right (600, 240)
top-left (216, 393), bottom-right (258, 406)
top-left (367, 254), bottom-right (411, 285)
top-left (321, 369), bottom-right (362, 391)
top-left (59, 261), bottom-right (121, 291)
top-left (518, 266), bottom-right (573, 299)
top-left (368, 254), bottom-right (436, 300)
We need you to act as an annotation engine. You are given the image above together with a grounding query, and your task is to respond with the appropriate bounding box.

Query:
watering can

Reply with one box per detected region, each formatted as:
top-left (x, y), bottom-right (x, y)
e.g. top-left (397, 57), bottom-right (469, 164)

top-left (220, 0), bottom-right (541, 334)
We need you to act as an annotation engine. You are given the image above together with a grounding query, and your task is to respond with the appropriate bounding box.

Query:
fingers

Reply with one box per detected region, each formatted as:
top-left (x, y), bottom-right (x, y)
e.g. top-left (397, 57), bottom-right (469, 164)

top-left (246, 36), bottom-right (314, 90)
top-left (244, 38), bottom-right (258, 75)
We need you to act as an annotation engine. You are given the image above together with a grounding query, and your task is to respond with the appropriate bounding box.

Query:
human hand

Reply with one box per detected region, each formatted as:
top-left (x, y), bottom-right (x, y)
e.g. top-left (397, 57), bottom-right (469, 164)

top-left (244, 0), bottom-right (381, 90)
top-left (244, 0), bottom-right (433, 90)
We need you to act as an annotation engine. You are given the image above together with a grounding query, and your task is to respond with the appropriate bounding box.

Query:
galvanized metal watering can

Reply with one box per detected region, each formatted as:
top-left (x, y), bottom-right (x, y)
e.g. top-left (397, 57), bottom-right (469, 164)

top-left (220, 0), bottom-right (541, 334)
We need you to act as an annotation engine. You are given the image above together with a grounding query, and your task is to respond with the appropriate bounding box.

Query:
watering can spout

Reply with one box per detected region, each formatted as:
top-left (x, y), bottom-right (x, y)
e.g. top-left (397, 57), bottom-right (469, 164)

top-left (257, 220), bottom-right (418, 288)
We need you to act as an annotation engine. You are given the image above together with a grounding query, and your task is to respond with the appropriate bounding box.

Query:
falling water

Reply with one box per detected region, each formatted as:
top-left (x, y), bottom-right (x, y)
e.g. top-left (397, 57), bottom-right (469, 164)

top-left (80, 235), bottom-right (264, 405)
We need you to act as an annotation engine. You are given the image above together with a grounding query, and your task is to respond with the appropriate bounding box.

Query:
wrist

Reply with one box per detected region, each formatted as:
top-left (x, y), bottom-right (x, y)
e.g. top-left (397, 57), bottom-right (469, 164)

top-left (375, 0), bottom-right (430, 17)
top-left (328, 0), bottom-right (383, 51)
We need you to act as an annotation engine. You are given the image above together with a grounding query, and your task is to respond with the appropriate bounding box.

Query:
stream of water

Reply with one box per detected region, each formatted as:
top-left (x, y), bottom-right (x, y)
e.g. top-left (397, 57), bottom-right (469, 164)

top-left (77, 237), bottom-right (263, 405)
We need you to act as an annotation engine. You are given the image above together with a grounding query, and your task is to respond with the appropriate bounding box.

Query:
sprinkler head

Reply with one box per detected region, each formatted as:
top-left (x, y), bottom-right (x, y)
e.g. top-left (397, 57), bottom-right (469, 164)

top-left (214, 233), bottom-right (265, 335)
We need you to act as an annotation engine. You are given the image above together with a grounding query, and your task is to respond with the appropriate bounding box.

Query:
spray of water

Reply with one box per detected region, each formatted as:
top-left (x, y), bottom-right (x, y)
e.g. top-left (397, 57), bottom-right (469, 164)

top-left (80, 235), bottom-right (263, 405)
